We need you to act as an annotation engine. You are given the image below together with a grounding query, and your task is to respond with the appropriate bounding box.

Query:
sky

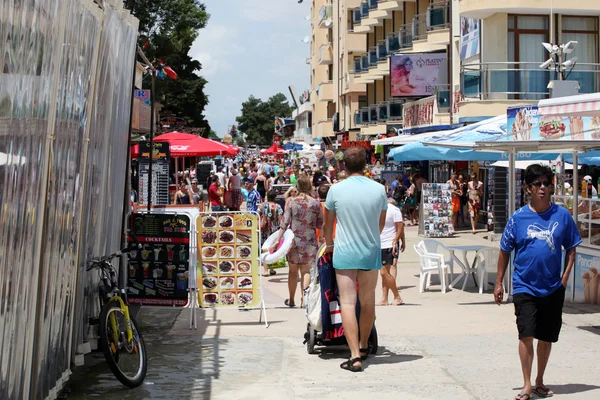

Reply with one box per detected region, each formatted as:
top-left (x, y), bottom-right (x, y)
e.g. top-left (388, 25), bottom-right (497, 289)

top-left (190, 0), bottom-right (311, 137)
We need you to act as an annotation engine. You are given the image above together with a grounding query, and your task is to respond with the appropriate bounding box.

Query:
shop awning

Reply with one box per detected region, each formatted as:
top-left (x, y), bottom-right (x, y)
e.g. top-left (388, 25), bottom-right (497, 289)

top-left (539, 93), bottom-right (600, 117)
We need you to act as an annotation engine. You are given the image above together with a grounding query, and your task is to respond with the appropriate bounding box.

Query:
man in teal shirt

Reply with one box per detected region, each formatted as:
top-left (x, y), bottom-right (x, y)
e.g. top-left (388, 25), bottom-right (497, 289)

top-left (324, 147), bottom-right (387, 373)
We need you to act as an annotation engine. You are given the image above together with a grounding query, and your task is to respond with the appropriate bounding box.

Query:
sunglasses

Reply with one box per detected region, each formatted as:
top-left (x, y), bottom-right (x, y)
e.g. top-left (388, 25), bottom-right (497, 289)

top-left (530, 180), bottom-right (553, 188)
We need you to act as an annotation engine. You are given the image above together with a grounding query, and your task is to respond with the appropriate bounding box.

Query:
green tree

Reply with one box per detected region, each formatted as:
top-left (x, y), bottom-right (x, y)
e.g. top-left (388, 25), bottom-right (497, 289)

top-left (207, 130), bottom-right (219, 140)
top-left (128, 0), bottom-right (212, 135)
top-left (236, 93), bottom-right (293, 146)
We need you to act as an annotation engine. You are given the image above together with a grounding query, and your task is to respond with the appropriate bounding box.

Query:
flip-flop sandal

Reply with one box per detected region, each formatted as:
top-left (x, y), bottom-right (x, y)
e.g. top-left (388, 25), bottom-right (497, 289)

top-left (533, 386), bottom-right (554, 398)
top-left (515, 394), bottom-right (532, 400)
top-left (284, 299), bottom-right (295, 307)
top-left (391, 300), bottom-right (405, 306)
top-left (340, 357), bottom-right (362, 372)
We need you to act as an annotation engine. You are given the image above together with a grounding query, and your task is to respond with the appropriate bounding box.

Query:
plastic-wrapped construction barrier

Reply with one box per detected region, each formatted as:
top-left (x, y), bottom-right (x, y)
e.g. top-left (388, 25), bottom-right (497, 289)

top-left (0, 1), bottom-right (139, 399)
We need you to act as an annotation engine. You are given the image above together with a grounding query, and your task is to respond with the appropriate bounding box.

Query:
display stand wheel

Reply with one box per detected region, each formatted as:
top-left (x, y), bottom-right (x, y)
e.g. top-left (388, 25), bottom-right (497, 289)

top-left (368, 325), bottom-right (378, 355)
top-left (306, 323), bottom-right (316, 354)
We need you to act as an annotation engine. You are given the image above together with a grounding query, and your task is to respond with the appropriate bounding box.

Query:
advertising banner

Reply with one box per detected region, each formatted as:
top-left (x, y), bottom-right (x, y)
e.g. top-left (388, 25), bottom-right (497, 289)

top-left (390, 53), bottom-right (446, 97)
top-left (138, 141), bottom-right (170, 205)
top-left (460, 17), bottom-right (480, 60)
top-left (197, 212), bottom-right (260, 308)
top-left (573, 249), bottom-right (600, 304)
top-left (506, 105), bottom-right (599, 142)
top-left (127, 213), bottom-right (191, 306)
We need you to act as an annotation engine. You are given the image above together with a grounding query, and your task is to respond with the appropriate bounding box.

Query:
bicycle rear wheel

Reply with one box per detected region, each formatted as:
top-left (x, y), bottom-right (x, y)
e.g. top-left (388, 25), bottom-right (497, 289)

top-left (98, 301), bottom-right (148, 388)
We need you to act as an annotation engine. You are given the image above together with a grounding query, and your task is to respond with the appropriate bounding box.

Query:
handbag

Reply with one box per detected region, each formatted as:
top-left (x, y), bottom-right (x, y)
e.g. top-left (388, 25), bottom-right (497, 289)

top-left (406, 195), bottom-right (417, 207)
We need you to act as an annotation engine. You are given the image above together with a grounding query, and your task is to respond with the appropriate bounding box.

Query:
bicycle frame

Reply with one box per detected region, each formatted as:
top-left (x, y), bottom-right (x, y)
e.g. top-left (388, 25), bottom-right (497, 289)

top-left (107, 294), bottom-right (134, 345)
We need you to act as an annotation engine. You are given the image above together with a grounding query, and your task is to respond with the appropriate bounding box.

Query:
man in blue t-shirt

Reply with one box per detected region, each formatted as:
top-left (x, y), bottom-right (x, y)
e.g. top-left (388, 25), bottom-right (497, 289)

top-left (244, 177), bottom-right (262, 213)
top-left (496, 164), bottom-right (581, 400)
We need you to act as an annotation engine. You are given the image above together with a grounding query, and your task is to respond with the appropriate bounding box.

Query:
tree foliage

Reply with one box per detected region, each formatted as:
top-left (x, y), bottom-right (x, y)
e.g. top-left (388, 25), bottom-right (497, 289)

top-left (128, 0), bottom-right (212, 135)
top-left (236, 93), bottom-right (293, 147)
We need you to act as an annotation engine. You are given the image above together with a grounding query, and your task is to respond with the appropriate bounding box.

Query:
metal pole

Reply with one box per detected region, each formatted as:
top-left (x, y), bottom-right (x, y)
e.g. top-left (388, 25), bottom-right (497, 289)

top-left (147, 69), bottom-right (156, 211)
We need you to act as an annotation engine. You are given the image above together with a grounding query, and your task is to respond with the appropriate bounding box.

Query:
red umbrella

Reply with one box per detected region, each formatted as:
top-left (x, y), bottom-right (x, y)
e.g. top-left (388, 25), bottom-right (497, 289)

top-left (152, 131), bottom-right (237, 157)
top-left (261, 143), bottom-right (285, 155)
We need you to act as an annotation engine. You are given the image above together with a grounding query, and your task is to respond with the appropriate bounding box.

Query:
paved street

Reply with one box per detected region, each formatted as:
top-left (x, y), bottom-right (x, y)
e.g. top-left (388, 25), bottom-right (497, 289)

top-left (63, 226), bottom-right (600, 400)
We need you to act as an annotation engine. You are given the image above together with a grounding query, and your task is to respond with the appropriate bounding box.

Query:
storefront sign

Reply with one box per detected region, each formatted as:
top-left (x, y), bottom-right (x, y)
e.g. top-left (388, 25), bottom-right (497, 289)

top-left (197, 212), bottom-right (260, 308)
top-left (132, 90), bottom-right (151, 132)
top-left (390, 53), bottom-right (447, 97)
top-left (138, 141), bottom-right (170, 206)
top-left (507, 105), bottom-right (599, 141)
top-left (402, 99), bottom-right (435, 129)
top-left (127, 213), bottom-right (191, 307)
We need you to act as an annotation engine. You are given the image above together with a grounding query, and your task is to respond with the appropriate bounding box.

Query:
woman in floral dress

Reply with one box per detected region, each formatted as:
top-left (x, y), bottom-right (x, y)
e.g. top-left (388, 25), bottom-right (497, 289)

top-left (271, 176), bottom-right (323, 307)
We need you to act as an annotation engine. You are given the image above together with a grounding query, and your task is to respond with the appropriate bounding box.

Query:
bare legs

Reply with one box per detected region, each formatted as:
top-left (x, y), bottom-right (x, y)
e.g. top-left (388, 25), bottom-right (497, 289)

top-left (287, 262), bottom-right (310, 307)
top-left (336, 269), bottom-right (379, 369)
top-left (378, 262), bottom-right (402, 305)
top-left (518, 338), bottom-right (552, 398)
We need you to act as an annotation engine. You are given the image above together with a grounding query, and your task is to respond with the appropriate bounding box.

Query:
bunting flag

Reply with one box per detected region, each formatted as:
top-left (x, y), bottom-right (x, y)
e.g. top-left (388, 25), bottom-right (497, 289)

top-left (154, 59), bottom-right (178, 80)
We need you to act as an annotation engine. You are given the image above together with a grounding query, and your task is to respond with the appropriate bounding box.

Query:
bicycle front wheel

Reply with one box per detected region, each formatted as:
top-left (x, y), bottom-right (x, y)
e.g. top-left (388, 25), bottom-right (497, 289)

top-left (98, 301), bottom-right (148, 388)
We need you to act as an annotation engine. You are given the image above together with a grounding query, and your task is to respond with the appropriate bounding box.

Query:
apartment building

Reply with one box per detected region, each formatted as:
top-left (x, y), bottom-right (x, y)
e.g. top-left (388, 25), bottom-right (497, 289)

top-left (309, 0), bottom-right (600, 141)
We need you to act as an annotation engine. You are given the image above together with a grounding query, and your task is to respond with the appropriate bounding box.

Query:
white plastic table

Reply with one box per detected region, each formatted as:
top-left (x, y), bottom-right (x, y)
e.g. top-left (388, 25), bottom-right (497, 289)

top-left (445, 245), bottom-right (494, 291)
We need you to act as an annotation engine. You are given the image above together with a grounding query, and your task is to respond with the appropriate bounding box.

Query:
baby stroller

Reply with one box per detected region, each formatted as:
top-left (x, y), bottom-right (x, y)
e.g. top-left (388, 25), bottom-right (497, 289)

top-left (303, 245), bottom-right (378, 355)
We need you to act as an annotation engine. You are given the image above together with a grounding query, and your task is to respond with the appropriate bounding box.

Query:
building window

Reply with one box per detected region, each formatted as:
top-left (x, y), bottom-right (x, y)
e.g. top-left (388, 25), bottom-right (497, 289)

top-left (507, 15), bottom-right (549, 99)
top-left (562, 16), bottom-right (598, 93)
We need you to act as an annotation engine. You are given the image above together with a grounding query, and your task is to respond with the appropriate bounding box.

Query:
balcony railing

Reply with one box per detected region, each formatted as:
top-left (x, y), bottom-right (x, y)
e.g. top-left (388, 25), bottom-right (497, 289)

top-left (369, 0), bottom-right (378, 10)
top-left (399, 25), bottom-right (413, 49)
top-left (388, 101), bottom-right (403, 121)
top-left (360, 107), bottom-right (370, 125)
top-left (434, 84), bottom-right (451, 111)
top-left (377, 40), bottom-right (387, 61)
top-left (369, 46), bottom-right (378, 67)
top-left (412, 14), bottom-right (427, 41)
top-left (427, 1), bottom-right (450, 31)
top-left (360, 1), bottom-right (369, 18)
top-left (386, 32), bottom-right (400, 54)
top-left (352, 9), bottom-right (361, 25)
top-left (369, 104), bottom-right (378, 123)
top-left (318, 4), bottom-right (332, 27)
top-left (378, 102), bottom-right (389, 121)
top-left (354, 110), bottom-right (362, 126)
top-left (461, 62), bottom-right (600, 100)
top-left (353, 57), bottom-right (363, 73)
top-left (361, 55), bottom-right (369, 71)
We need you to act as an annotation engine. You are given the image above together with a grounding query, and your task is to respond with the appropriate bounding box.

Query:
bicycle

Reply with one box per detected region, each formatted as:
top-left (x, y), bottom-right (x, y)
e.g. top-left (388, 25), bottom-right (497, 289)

top-left (88, 236), bottom-right (147, 388)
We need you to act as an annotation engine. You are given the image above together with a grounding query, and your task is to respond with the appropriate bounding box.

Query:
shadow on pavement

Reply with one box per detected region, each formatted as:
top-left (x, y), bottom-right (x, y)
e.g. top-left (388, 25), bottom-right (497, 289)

top-left (546, 383), bottom-right (600, 395)
top-left (576, 325), bottom-right (600, 336)
top-left (563, 303), bottom-right (600, 315)
top-left (62, 307), bottom-right (225, 400)
top-left (317, 345), bottom-right (423, 366)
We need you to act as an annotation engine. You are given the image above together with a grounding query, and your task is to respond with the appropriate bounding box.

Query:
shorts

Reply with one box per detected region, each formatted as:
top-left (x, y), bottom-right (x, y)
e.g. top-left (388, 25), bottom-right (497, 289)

top-left (381, 248), bottom-right (394, 266)
top-left (451, 197), bottom-right (461, 213)
top-left (513, 286), bottom-right (566, 343)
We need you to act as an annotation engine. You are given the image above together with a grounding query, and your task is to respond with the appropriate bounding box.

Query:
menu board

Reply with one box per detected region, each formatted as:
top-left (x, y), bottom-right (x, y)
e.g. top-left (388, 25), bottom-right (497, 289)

top-left (421, 183), bottom-right (454, 238)
top-left (127, 213), bottom-right (190, 306)
top-left (138, 141), bottom-right (170, 205)
top-left (197, 212), bottom-right (260, 308)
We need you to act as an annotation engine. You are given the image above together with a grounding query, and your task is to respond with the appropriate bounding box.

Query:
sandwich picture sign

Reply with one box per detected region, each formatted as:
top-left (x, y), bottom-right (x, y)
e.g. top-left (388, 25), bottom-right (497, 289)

top-left (506, 105), bottom-right (600, 142)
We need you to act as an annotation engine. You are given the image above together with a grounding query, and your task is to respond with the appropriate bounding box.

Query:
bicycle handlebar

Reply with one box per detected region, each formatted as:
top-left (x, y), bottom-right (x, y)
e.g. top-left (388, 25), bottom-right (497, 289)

top-left (87, 230), bottom-right (142, 271)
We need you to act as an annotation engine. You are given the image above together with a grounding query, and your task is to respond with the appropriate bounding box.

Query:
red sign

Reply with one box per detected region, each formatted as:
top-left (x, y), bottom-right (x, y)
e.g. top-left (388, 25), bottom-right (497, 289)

top-left (402, 100), bottom-right (435, 129)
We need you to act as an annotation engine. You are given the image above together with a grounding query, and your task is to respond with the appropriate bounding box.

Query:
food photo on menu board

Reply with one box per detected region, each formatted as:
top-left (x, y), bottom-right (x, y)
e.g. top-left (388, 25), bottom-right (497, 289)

top-left (197, 213), bottom-right (260, 307)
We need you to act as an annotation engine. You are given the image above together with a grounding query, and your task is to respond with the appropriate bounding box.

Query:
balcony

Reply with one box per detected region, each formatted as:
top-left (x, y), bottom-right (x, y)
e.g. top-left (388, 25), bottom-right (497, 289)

top-left (368, 47), bottom-right (378, 68)
top-left (317, 81), bottom-right (334, 102)
top-left (386, 32), bottom-right (400, 54)
top-left (368, 0), bottom-right (378, 10)
top-left (345, 31), bottom-right (367, 53)
top-left (460, 61), bottom-right (600, 116)
top-left (317, 119), bottom-right (334, 138)
top-left (318, 4), bottom-right (332, 28)
top-left (388, 101), bottom-right (404, 121)
top-left (399, 25), bottom-right (413, 49)
top-left (377, 0), bottom-right (404, 12)
top-left (434, 84), bottom-right (451, 111)
top-left (352, 9), bottom-right (361, 26)
top-left (353, 57), bottom-right (363, 74)
top-left (459, 0), bottom-right (599, 20)
top-left (344, 72), bottom-right (366, 94)
top-left (376, 40), bottom-right (387, 62)
top-left (318, 43), bottom-right (333, 65)
top-left (360, 107), bottom-right (370, 125)
top-left (412, 14), bottom-right (427, 42)
top-left (354, 110), bottom-right (362, 127)
top-left (360, 1), bottom-right (369, 18)
top-left (427, 1), bottom-right (450, 45)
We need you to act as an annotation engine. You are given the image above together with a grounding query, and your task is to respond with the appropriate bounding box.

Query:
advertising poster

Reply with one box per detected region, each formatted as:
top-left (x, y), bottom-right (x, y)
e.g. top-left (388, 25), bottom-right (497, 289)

top-left (421, 183), bottom-right (454, 237)
top-left (127, 213), bottom-right (190, 306)
top-left (506, 105), bottom-right (599, 141)
top-left (390, 53), bottom-right (446, 97)
top-left (460, 17), bottom-right (480, 60)
top-left (197, 212), bottom-right (260, 308)
top-left (573, 249), bottom-right (600, 304)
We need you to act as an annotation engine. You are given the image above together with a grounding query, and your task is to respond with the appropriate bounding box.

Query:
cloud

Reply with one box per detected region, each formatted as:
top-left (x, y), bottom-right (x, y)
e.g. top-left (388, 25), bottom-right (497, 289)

top-left (190, 23), bottom-right (241, 77)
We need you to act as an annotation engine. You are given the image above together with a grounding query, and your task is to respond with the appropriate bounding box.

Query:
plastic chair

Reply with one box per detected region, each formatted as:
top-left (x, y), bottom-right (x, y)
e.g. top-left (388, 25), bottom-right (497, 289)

top-left (474, 247), bottom-right (506, 294)
top-left (420, 240), bottom-right (454, 281)
top-left (414, 243), bottom-right (450, 294)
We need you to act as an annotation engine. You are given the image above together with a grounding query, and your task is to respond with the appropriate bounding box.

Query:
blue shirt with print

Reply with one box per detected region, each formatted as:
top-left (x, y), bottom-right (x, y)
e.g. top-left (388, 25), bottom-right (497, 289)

top-left (500, 203), bottom-right (581, 297)
top-left (264, 164), bottom-right (272, 175)
top-left (246, 190), bottom-right (262, 213)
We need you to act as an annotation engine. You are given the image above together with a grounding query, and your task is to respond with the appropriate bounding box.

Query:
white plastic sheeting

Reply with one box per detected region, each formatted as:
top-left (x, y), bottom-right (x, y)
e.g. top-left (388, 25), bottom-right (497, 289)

top-left (0, 1), bottom-right (138, 399)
